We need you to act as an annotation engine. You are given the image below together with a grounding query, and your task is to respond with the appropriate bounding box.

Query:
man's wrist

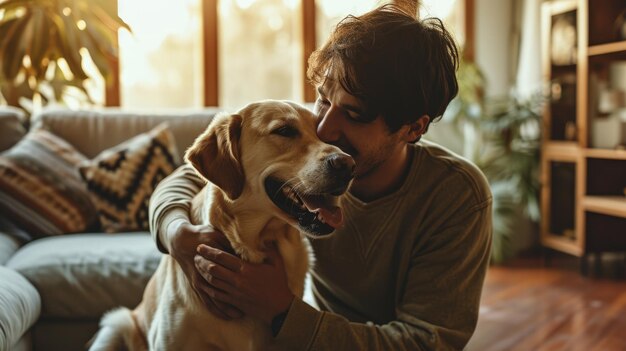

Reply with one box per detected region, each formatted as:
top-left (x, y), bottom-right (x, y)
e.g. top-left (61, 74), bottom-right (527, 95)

top-left (162, 213), bottom-right (190, 253)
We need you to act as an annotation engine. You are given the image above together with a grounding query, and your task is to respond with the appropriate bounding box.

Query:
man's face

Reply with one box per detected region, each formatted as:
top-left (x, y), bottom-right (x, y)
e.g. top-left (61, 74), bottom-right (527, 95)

top-left (314, 79), bottom-right (407, 180)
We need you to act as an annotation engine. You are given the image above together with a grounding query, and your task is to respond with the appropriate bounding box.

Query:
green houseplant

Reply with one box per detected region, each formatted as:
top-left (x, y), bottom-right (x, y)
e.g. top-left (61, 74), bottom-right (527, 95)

top-left (0, 0), bottom-right (129, 111)
top-left (448, 57), bottom-right (543, 264)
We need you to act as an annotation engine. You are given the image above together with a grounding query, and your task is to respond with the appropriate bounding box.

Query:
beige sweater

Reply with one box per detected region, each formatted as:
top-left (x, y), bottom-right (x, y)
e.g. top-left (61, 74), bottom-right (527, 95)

top-left (149, 140), bottom-right (492, 350)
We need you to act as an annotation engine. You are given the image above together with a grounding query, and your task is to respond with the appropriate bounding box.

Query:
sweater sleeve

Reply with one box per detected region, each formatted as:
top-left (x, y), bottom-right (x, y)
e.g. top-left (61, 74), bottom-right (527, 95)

top-left (272, 200), bottom-right (492, 351)
top-left (149, 164), bottom-right (205, 253)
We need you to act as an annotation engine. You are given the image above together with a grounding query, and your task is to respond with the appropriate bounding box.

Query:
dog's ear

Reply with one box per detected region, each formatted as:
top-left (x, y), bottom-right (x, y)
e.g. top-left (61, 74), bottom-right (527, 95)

top-left (185, 113), bottom-right (245, 200)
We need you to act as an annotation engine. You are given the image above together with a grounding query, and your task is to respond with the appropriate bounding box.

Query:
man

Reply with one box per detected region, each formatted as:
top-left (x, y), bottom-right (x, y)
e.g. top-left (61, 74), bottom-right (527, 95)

top-left (149, 4), bottom-right (492, 350)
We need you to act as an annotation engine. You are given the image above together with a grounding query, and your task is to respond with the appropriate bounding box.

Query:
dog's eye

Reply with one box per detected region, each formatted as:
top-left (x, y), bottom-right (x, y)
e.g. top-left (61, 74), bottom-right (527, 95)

top-left (271, 125), bottom-right (299, 138)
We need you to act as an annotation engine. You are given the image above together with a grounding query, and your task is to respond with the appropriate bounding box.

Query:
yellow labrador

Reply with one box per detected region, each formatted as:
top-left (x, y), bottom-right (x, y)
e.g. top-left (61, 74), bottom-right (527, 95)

top-left (89, 100), bottom-right (354, 351)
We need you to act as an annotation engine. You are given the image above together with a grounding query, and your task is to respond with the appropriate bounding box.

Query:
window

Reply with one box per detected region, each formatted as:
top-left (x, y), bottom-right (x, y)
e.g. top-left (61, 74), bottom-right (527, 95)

top-left (109, 0), bottom-right (470, 108)
top-left (315, 0), bottom-right (384, 48)
top-left (118, 0), bottom-right (203, 109)
top-left (218, 0), bottom-right (301, 110)
top-left (421, 0), bottom-right (466, 47)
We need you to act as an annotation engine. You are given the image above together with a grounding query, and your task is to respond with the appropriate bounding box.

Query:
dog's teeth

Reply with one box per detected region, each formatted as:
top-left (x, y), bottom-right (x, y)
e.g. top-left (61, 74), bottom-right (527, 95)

top-left (281, 186), bottom-right (306, 208)
top-left (318, 213), bottom-right (325, 223)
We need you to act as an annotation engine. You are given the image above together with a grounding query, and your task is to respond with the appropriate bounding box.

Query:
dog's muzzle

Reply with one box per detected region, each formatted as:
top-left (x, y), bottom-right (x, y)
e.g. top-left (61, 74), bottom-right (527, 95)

top-left (264, 154), bottom-right (354, 237)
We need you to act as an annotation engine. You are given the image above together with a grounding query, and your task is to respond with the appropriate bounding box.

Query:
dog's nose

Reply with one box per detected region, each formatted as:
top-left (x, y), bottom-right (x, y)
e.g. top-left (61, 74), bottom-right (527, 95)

top-left (326, 153), bottom-right (356, 181)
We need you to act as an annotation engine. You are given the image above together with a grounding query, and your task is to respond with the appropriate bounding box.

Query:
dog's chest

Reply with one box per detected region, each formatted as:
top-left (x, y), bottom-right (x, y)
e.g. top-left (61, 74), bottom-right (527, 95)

top-left (150, 290), bottom-right (271, 351)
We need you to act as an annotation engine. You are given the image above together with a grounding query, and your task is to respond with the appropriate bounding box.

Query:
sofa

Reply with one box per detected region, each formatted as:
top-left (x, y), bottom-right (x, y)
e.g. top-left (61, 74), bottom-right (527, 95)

top-left (0, 106), bottom-right (220, 351)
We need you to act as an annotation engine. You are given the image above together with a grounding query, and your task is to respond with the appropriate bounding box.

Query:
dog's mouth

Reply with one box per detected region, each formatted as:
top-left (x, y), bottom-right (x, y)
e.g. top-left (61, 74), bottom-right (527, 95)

top-left (264, 177), bottom-right (344, 236)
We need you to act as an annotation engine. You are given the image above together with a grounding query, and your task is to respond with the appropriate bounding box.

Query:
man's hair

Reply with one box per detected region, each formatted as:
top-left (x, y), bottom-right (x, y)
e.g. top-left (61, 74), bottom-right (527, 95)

top-left (307, 4), bottom-right (459, 133)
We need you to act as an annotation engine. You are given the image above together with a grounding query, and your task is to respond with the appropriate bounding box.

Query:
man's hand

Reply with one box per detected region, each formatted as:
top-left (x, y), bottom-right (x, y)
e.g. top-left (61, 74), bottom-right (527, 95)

top-left (167, 220), bottom-right (243, 320)
top-left (195, 243), bottom-right (295, 324)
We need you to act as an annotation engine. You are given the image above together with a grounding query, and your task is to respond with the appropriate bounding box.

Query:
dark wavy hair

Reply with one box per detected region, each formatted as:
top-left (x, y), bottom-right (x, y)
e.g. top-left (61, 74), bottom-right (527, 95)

top-left (307, 4), bottom-right (459, 133)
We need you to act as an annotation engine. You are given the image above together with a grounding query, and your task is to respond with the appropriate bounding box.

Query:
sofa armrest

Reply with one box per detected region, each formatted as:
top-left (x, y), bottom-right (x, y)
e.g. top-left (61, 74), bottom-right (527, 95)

top-left (0, 266), bottom-right (41, 351)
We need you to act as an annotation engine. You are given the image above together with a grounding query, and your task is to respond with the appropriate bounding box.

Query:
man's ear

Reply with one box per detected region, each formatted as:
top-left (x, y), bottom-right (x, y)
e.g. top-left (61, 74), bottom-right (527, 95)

top-left (404, 115), bottom-right (430, 143)
top-left (185, 113), bottom-right (245, 200)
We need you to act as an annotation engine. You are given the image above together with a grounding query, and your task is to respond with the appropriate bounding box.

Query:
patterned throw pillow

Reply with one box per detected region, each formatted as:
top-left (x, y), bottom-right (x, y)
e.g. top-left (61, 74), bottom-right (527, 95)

top-left (0, 129), bottom-right (98, 239)
top-left (79, 123), bottom-right (180, 233)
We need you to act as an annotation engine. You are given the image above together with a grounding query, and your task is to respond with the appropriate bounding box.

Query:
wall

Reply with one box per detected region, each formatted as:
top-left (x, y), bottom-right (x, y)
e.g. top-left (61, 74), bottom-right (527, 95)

top-left (475, 0), bottom-right (514, 98)
top-left (427, 0), bottom-right (516, 156)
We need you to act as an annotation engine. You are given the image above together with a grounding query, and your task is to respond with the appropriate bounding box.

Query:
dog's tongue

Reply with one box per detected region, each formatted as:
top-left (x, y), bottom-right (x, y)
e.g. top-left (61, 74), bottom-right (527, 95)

top-left (316, 206), bottom-right (344, 229)
top-left (301, 195), bottom-right (344, 229)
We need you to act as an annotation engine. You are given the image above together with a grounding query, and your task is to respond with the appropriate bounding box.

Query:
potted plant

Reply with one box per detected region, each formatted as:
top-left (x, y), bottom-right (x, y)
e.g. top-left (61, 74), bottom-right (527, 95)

top-left (0, 0), bottom-right (129, 113)
top-left (448, 57), bottom-right (544, 264)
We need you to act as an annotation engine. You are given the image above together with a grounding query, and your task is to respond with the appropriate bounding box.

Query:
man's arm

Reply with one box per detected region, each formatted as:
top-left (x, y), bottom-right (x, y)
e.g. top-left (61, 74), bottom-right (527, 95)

top-left (196, 199), bottom-right (492, 349)
top-left (273, 201), bottom-right (492, 350)
top-left (149, 164), bottom-right (205, 253)
top-left (148, 164), bottom-right (243, 319)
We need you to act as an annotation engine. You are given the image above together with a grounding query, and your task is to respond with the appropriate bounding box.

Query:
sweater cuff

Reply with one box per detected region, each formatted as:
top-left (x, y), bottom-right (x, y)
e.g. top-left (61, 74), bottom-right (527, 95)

top-left (273, 298), bottom-right (323, 350)
top-left (155, 208), bottom-right (190, 254)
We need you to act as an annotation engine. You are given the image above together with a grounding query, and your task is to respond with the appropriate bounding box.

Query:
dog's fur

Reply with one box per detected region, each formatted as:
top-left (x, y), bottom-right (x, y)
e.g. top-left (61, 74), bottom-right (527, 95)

top-left (88, 101), bottom-right (353, 351)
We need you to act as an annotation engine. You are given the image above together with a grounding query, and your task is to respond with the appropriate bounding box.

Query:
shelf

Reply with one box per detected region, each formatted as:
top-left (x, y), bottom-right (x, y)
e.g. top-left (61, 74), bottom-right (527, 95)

top-left (548, 0), bottom-right (578, 15)
top-left (543, 142), bottom-right (580, 159)
top-left (541, 0), bottom-right (626, 260)
top-left (588, 40), bottom-right (626, 56)
top-left (585, 148), bottom-right (626, 160)
top-left (541, 234), bottom-right (582, 257)
top-left (583, 196), bottom-right (626, 218)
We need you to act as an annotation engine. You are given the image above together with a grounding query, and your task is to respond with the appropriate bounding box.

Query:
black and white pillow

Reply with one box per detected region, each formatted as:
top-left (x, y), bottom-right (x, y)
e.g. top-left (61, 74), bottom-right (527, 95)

top-left (79, 123), bottom-right (180, 233)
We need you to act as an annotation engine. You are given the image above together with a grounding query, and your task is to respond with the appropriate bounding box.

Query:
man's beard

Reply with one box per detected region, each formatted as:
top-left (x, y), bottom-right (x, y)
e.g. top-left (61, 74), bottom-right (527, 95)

top-left (353, 139), bottom-right (398, 179)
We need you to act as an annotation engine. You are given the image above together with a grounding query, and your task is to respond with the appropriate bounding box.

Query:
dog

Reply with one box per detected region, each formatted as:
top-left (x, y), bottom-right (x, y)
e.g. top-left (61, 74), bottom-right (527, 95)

top-left (88, 100), bottom-right (355, 351)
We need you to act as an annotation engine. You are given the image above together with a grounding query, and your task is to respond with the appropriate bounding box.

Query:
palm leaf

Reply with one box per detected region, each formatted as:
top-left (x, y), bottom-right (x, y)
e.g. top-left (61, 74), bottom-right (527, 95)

top-left (0, 0), bottom-right (130, 109)
top-left (58, 13), bottom-right (88, 79)
top-left (27, 7), bottom-right (51, 79)
top-left (0, 16), bottom-right (20, 52)
top-left (0, 0), bottom-right (35, 12)
top-left (1, 11), bottom-right (31, 80)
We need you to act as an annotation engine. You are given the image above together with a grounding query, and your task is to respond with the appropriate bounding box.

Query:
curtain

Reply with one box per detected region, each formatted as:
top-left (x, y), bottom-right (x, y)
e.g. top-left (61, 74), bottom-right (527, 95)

top-left (514, 0), bottom-right (542, 98)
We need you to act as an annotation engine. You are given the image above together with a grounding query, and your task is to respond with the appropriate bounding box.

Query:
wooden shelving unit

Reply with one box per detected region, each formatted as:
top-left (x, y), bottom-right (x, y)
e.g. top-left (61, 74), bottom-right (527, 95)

top-left (582, 196), bottom-right (626, 218)
top-left (584, 148), bottom-right (626, 160)
top-left (588, 40), bottom-right (626, 56)
top-left (544, 142), bottom-right (580, 157)
top-left (541, 0), bottom-right (626, 263)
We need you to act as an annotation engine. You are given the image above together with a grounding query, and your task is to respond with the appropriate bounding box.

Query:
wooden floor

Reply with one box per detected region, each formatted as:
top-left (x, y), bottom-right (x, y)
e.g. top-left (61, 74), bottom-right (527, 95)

top-left (467, 255), bottom-right (626, 351)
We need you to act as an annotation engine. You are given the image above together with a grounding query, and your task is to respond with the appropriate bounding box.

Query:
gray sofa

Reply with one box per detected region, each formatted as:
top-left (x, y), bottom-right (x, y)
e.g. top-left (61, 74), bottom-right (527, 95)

top-left (0, 107), bottom-right (219, 351)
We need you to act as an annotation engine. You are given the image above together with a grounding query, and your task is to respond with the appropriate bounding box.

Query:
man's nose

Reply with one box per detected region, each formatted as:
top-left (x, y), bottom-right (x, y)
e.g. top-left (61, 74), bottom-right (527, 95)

top-left (316, 107), bottom-right (341, 143)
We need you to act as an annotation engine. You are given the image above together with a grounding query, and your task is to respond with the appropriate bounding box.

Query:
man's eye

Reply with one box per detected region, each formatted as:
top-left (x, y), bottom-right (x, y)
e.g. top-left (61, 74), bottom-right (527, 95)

top-left (347, 112), bottom-right (362, 121)
top-left (317, 98), bottom-right (330, 106)
top-left (347, 112), bottom-right (369, 124)
top-left (271, 125), bottom-right (299, 138)
top-left (347, 111), bottom-right (377, 124)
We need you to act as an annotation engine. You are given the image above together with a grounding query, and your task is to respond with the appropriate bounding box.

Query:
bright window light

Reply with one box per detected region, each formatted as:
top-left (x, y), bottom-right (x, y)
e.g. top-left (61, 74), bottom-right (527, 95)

top-left (118, 0), bottom-right (203, 109)
top-left (218, 0), bottom-right (302, 110)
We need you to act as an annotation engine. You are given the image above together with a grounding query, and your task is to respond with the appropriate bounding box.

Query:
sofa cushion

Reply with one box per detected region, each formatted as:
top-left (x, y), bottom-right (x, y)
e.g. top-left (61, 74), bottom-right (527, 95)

top-left (79, 123), bottom-right (180, 232)
top-left (0, 129), bottom-right (98, 239)
top-left (0, 266), bottom-right (41, 351)
top-left (0, 107), bottom-right (26, 152)
top-left (6, 233), bottom-right (161, 319)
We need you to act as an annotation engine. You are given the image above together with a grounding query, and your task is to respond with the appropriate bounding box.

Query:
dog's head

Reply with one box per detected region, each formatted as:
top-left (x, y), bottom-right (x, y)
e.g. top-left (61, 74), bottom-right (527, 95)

top-left (185, 100), bottom-right (354, 238)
